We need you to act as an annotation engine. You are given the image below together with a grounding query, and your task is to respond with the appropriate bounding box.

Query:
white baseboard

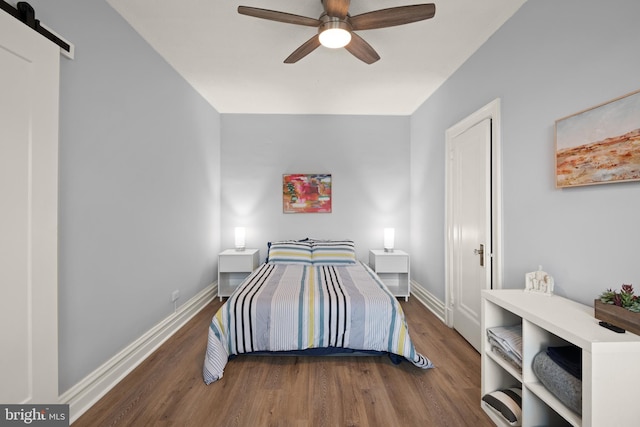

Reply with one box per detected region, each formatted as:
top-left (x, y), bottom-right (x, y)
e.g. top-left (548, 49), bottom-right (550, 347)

top-left (61, 283), bottom-right (217, 424)
top-left (410, 280), bottom-right (446, 324)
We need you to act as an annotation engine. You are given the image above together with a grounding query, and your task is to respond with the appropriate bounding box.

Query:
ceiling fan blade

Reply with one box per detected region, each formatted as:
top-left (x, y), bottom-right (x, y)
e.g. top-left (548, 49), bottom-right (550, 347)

top-left (238, 6), bottom-right (320, 27)
top-left (350, 4), bottom-right (436, 31)
top-left (323, 0), bottom-right (350, 19)
top-left (344, 33), bottom-right (380, 64)
top-left (284, 35), bottom-right (322, 63)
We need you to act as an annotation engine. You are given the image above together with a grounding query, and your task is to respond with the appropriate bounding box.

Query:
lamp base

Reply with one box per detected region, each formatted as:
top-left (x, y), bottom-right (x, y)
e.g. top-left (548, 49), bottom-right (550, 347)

top-left (384, 248), bottom-right (394, 253)
top-left (235, 247), bottom-right (245, 252)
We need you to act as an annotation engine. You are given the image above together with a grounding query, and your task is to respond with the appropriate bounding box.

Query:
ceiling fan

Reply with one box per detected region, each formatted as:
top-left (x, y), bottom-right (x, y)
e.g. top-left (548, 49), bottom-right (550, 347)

top-left (238, 0), bottom-right (436, 64)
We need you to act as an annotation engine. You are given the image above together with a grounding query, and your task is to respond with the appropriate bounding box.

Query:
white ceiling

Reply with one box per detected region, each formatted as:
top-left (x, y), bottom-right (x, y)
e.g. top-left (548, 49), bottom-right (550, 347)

top-left (106, 0), bottom-right (526, 115)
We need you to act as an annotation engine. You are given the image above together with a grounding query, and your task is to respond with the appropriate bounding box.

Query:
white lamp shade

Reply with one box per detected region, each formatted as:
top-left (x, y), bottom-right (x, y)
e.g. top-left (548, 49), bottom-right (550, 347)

top-left (234, 227), bottom-right (246, 250)
top-left (383, 228), bottom-right (395, 252)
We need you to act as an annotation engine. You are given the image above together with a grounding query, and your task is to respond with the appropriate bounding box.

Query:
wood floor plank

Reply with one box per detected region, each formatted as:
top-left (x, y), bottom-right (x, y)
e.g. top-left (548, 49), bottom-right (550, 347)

top-left (73, 297), bottom-right (493, 427)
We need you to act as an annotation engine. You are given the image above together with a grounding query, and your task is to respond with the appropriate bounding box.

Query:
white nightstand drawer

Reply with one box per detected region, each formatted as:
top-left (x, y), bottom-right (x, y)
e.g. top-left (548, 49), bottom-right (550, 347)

top-left (369, 250), bottom-right (409, 273)
top-left (219, 249), bottom-right (259, 272)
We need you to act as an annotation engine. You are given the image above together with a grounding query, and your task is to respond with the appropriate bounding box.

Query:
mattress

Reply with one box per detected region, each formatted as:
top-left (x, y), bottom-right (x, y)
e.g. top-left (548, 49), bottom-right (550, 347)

top-left (203, 261), bottom-right (433, 383)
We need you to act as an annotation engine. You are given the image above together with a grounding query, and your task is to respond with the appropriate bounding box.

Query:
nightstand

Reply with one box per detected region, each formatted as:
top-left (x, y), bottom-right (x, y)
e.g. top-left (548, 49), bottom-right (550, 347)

top-left (218, 249), bottom-right (260, 300)
top-left (369, 249), bottom-right (410, 301)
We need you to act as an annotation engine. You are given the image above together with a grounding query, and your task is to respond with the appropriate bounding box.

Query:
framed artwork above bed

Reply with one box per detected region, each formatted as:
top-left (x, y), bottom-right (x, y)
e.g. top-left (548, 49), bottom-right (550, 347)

top-left (282, 173), bottom-right (332, 213)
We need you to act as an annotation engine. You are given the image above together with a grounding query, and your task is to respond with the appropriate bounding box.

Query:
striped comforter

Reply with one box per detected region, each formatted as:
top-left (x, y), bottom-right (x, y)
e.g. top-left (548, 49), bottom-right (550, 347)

top-left (203, 261), bottom-right (433, 384)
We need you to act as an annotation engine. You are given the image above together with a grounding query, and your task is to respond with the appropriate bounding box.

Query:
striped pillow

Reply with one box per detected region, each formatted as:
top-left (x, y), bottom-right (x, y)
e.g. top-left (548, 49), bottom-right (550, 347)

top-left (310, 240), bottom-right (357, 265)
top-left (267, 241), bottom-right (312, 265)
top-left (482, 387), bottom-right (522, 426)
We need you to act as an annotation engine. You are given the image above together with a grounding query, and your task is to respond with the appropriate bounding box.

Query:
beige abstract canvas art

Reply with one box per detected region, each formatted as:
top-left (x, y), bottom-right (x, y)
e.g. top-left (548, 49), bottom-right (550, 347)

top-left (555, 89), bottom-right (640, 188)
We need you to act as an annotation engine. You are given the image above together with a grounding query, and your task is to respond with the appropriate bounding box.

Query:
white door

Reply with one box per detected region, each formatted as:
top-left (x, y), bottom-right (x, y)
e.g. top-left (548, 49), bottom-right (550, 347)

top-left (446, 116), bottom-right (493, 352)
top-left (0, 11), bottom-right (60, 403)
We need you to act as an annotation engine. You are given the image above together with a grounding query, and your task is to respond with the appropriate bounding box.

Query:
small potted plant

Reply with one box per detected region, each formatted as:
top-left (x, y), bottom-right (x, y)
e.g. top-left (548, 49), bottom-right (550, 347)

top-left (595, 284), bottom-right (640, 335)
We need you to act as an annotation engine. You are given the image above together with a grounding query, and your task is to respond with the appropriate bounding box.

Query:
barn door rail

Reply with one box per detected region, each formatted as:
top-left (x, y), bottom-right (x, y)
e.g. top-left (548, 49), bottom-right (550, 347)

top-left (0, 1), bottom-right (74, 58)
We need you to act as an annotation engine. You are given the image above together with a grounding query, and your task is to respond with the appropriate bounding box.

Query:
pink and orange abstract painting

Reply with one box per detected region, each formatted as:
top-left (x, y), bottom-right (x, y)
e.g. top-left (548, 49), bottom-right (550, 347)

top-left (283, 174), bottom-right (332, 213)
top-left (556, 89), bottom-right (640, 188)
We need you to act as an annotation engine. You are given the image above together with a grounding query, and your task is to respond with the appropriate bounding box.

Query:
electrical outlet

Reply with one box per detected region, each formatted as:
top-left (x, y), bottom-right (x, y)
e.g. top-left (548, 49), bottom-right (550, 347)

top-left (171, 290), bottom-right (180, 302)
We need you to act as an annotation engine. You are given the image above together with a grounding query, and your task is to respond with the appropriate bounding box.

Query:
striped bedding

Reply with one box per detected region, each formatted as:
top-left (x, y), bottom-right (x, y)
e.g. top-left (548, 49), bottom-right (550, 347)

top-left (203, 261), bottom-right (433, 384)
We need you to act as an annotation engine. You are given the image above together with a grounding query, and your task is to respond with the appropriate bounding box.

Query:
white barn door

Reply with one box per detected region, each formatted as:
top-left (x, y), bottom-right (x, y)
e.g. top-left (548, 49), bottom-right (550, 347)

top-left (0, 10), bottom-right (60, 403)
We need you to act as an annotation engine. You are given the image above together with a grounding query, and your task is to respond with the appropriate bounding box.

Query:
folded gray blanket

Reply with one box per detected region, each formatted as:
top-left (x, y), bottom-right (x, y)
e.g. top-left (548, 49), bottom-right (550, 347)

top-left (533, 351), bottom-right (582, 415)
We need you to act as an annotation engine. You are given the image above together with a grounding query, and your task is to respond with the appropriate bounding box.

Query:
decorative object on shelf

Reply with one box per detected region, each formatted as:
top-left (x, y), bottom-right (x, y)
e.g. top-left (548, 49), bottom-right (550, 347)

top-left (383, 228), bottom-right (395, 252)
top-left (524, 266), bottom-right (554, 296)
top-left (481, 387), bottom-right (522, 426)
top-left (234, 227), bottom-right (246, 251)
top-left (555, 88), bottom-right (640, 188)
top-left (598, 284), bottom-right (640, 312)
top-left (283, 174), bottom-right (332, 213)
top-left (595, 284), bottom-right (640, 335)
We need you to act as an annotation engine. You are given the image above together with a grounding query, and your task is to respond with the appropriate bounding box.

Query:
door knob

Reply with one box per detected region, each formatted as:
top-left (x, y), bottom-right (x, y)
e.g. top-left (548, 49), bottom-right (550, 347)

top-left (474, 244), bottom-right (484, 267)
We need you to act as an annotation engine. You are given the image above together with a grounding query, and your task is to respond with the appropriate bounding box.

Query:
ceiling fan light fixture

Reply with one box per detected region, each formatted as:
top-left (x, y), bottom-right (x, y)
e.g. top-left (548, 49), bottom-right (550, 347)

top-left (318, 20), bottom-right (352, 49)
top-left (238, 3), bottom-right (436, 63)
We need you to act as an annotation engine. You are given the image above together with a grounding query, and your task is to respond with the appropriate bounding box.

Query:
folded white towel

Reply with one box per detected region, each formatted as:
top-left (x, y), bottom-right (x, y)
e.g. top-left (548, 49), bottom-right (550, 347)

top-left (487, 324), bottom-right (523, 363)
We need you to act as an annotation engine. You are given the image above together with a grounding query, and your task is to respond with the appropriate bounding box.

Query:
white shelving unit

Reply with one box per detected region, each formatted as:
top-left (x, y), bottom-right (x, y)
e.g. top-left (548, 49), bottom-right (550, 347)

top-left (217, 249), bottom-right (259, 300)
top-left (369, 249), bottom-right (410, 300)
top-left (481, 289), bottom-right (640, 427)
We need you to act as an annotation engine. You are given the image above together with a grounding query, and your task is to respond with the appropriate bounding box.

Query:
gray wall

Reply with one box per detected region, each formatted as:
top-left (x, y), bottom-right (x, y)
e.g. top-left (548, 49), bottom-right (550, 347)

top-left (410, 0), bottom-right (640, 305)
top-left (29, 0), bottom-right (221, 393)
top-left (220, 114), bottom-right (410, 262)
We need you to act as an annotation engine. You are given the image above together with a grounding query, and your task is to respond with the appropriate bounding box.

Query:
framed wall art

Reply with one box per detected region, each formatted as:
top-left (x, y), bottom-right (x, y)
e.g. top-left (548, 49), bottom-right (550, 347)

top-left (555, 88), bottom-right (640, 188)
top-left (282, 173), bottom-right (332, 213)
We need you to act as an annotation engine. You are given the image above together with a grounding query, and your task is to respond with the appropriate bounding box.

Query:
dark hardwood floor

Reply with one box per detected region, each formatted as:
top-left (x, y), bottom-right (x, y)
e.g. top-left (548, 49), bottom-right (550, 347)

top-left (73, 296), bottom-right (493, 427)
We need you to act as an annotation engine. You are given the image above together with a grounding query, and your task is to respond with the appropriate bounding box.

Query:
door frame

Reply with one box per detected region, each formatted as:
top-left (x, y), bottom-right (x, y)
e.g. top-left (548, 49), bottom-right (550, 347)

top-left (444, 98), bottom-right (503, 328)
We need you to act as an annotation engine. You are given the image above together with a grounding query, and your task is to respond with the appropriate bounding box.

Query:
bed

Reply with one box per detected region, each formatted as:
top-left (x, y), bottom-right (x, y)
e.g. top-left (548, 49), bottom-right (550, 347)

top-left (203, 239), bottom-right (433, 384)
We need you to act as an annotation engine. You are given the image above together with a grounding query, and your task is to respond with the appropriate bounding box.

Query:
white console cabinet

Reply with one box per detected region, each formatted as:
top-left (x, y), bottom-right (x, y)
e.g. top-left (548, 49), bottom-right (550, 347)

top-left (481, 289), bottom-right (640, 427)
top-left (218, 249), bottom-right (259, 300)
